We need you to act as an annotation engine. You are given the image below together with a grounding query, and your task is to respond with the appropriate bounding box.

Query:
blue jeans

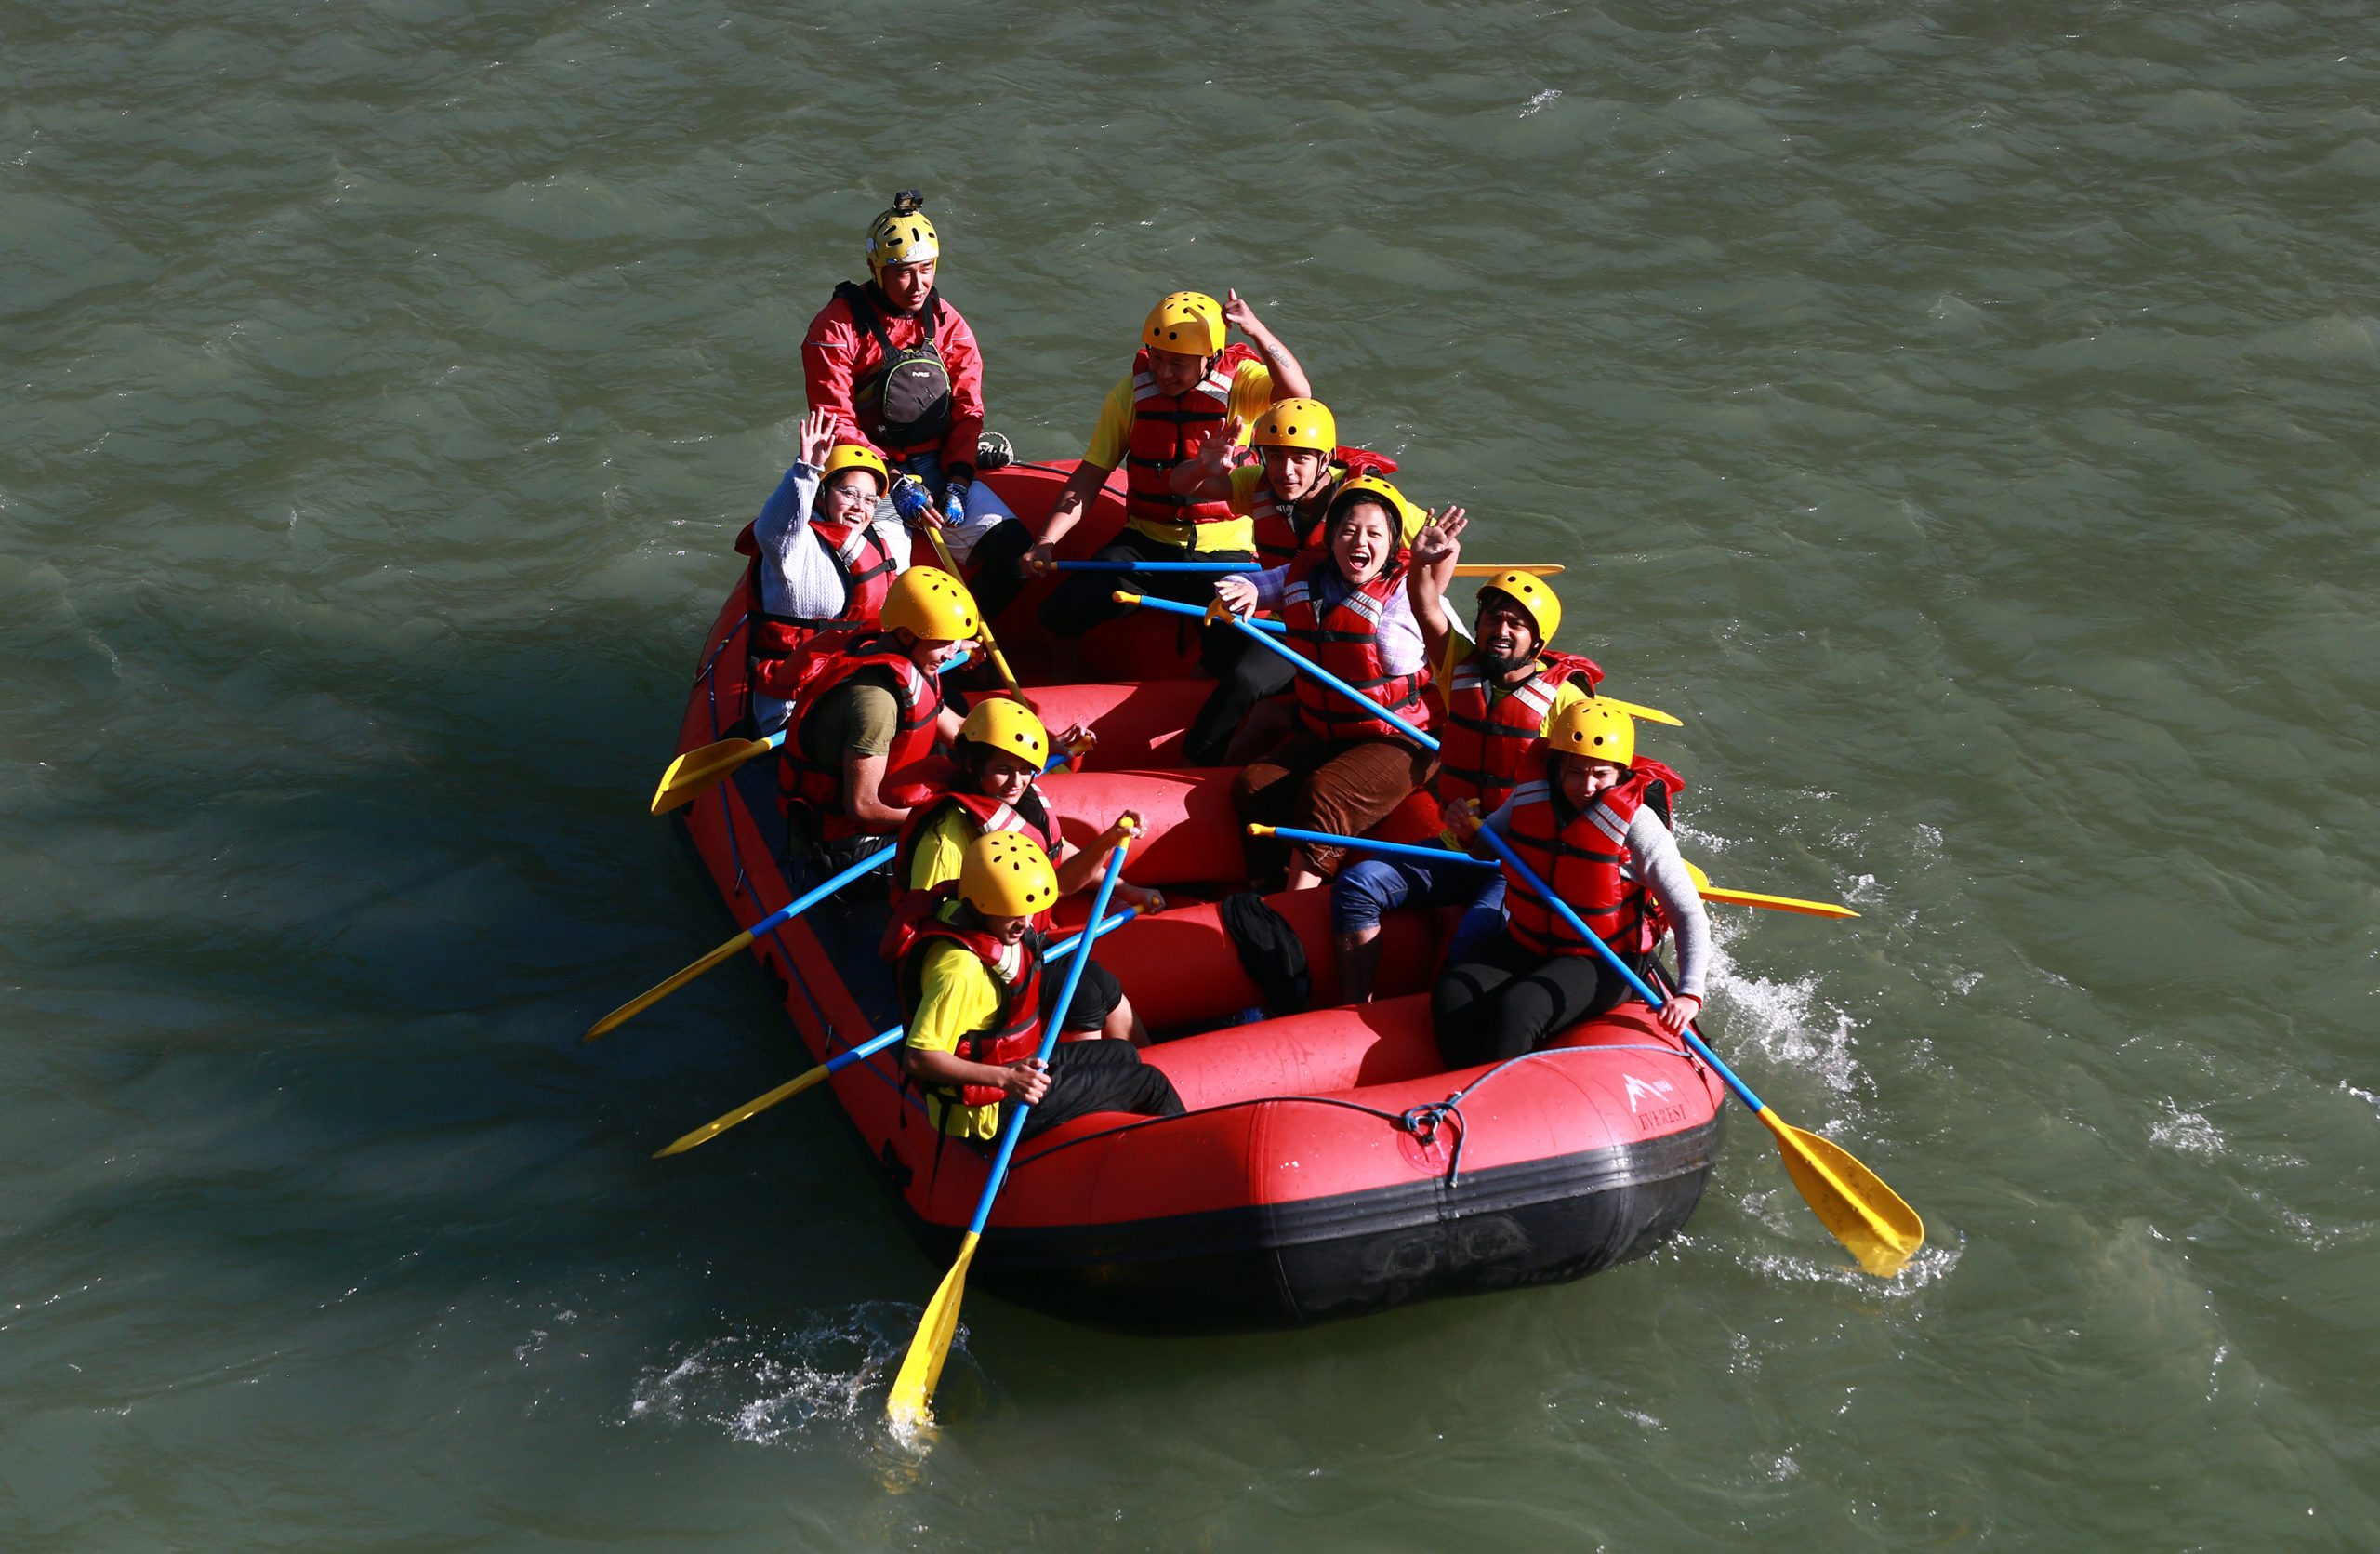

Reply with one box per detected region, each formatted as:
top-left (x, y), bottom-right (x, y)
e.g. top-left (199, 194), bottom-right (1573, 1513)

top-left (1331, 851), bottom-right (1507, 963)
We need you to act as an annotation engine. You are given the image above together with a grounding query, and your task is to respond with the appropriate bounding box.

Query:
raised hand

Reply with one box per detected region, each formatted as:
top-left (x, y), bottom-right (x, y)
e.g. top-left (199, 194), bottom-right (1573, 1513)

top-left (799, 407), bottom-right (837, 470)
top-left (1411, 506), bottom-right (1470, 569)
top-left (1221, 287), bottom-right (1259, 336)
top-left (1189, 415), bottom-right (1246, 480)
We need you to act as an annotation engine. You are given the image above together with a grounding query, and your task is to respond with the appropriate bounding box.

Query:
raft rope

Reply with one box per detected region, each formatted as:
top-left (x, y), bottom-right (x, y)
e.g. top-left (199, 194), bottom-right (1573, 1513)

top-left (1015, 1041), bottom-right (1701, 1190)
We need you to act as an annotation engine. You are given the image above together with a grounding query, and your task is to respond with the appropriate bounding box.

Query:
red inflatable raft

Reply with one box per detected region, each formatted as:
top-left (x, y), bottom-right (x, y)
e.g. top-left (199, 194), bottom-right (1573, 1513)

top-left (662, 461), bottom-right (1725, 1332)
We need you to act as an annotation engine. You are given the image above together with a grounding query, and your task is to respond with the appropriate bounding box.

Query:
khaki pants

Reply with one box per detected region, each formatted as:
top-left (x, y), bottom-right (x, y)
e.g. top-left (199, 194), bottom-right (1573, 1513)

top-left (1233, 732), bottom-right (1437, 883)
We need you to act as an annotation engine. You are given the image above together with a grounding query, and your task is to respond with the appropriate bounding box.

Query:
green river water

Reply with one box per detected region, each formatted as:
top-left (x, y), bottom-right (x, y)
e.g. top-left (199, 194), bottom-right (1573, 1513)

top-left (5, 1), bottom-right (2376, 1547)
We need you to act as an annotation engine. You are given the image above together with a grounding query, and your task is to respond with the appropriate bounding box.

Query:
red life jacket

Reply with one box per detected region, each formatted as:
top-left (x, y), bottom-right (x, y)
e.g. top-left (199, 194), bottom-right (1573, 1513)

top-left (1501, 757), bottom-right (1686, 961)
top-left (1249, 448), bottom-right (1399, 567)
top-left (1435, 651), bottom-right (1606, 818)
top-left (1280, 553), bottom-right (1435, 746)
top-left (892, 889), bottom-right (1046, 1115)
top-left (834, 280), bottom-right (955, 460)
top-left (1122, 341), bottom-right (1261, 538)
top-left (778, 630), bottom-right (941, 842)
top-left (889, 767), bottom-right (1063, 923)
top-left (735, 516), bottom-right (901, 697)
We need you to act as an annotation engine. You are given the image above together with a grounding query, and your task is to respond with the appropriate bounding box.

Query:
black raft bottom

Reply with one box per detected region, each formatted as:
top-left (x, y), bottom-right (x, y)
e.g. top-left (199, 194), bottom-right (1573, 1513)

top-left (962, 1117), bottom-right (1723, 1335)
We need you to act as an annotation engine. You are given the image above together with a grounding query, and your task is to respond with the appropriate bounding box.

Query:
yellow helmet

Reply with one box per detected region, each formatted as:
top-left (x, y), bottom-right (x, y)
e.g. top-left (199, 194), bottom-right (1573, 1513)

top-left (820, 442), bottom-right (889, 494)
top-left (1476, 570), bottom-right (1561, 646)
top-left (880, 565), bottom-right (980, 642)
top-left (959, 831), bottom-right (1059, 918)
top-left (1545, 698), bottom-right (1634, 767)
top-left (1142, 291), bottom-right (1227, 357)
top-left (958, 697), bottom-right (1049, 769)
top-left (866, 191), bottom-right (940, 281)
top-left (1250, 397), bottom-right (1337, 454)
top-left (1329, 473), bottom-right (1425, 547)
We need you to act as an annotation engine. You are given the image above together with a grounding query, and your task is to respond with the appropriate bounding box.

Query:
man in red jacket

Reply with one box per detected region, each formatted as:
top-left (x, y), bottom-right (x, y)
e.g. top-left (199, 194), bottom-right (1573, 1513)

top-left (801, 190), bottom-right (996, 531)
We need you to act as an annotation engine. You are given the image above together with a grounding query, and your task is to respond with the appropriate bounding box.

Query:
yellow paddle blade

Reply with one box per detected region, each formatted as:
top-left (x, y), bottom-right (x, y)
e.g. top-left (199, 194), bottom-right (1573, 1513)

top-left (1451, 563), bottom-right (1565, 577)
top-left (1684, 860), bottom-right (1858, 919)
top-left (1703, 885), bottom-right (1860, 920)
top-left (582, 928), bottom-right (756, 1042)
top-left (651, 737), bottom-right (772, 815)
top-left (887, 1231), bottom-right (980, 1428)
top-left (1758, 1110), bottom-right (1924, 1277)
top-left (925, 529), bottom-right (1021, 696)
top-left (1594, 695), bottom-right (1684, 727)
top-left (651, 1061), bottom-right (831, 1157)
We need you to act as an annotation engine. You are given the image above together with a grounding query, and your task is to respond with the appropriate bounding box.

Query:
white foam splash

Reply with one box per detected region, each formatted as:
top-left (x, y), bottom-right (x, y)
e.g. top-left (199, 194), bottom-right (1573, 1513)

top-left (2346, 1082), bottom-right (2379, 1117)
top-left (1520, 88), bottom-right (1562, 118)
top-left (1744, 1234), bottom-right (1961, 1294)
top-left (622, 1304), bottom-right (919, 1444)
top-left (1700, 912), bottom-right (1864, 1103)
top-left (2149, 1102), bottom-right (2225, 1158)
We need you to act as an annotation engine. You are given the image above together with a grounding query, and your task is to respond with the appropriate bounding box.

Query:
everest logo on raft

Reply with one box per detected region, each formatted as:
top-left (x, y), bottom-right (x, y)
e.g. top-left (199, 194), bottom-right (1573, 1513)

top-left (1623, 1074), bottom-right (1676, 1112)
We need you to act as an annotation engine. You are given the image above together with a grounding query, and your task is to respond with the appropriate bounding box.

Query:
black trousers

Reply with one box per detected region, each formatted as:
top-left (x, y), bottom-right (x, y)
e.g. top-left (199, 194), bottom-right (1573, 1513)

top-left (1022, 1038), bottom-right (1185, 1138)
top-left (1038, 956), bottom-right (1124, 1033)
top-left (1184, 641), bottom-right (1297, 766)
top-left (1432, 930), bottom-right (1636, 1070)
top-left (963, 517), bottom-right (1036, 623)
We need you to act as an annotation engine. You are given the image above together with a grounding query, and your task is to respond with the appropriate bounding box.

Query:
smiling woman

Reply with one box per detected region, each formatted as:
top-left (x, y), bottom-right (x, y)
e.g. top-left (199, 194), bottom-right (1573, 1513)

top-left (1228, 477), bottom-right (1442, 889)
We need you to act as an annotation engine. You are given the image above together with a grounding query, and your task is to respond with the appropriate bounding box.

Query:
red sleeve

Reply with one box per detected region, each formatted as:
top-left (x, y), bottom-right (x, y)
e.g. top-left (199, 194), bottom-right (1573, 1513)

top-left (801, 294), bottom-right (891, 458)
top-left (936, 301), bottom-right (987, 470)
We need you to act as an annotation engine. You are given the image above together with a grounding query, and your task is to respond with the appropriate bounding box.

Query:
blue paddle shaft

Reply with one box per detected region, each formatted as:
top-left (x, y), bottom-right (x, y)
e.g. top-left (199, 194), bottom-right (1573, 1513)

top-left (1470, 825), bottom-right (1765, 1115)
top-left (1260, 824), bottom-right (1493, 870)
top-left (1125, 594), bottom-right (1440, 741)
top-left (1053, 560), bottom-right (1258, 573)
top-left (821, 907), bottom-right (1138, 1079)
top-left (1148, 591), bottom-right (1774, 1118)
top-left (740, 748), bottom-right (1078, 942)
top-left (960, 836), bottom-right (1136, 1239)
top-left (748, 844), bottom-right (896, 939)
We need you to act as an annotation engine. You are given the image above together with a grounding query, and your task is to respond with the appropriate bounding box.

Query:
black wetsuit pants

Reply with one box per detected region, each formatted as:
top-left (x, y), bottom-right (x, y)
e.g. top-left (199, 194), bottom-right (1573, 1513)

top-left (1431, 930), bottom-right (1638, 1070)
top-left (1021, 1038), bottom-right (1185, 1139)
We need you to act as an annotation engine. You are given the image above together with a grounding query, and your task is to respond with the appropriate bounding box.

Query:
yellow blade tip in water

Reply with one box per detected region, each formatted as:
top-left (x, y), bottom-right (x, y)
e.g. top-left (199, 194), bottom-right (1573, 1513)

top-left (1759, 1111), bottom-right (1924, 1278)
top-left (887, 1233), bottom-right (980, 1428)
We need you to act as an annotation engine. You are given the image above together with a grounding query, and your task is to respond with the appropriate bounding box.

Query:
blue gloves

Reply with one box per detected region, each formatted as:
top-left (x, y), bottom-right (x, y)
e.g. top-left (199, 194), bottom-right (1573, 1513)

top-left (888, 474), bottom-right (935, 527)
top-left (939, 473), bottom-right (972, 526)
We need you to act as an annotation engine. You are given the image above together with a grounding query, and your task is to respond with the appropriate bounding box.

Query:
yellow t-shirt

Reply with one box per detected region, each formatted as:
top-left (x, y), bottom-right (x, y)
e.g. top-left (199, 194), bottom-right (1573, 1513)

top-left (905, 802), bottom-right (1066, 898)
top-left (1081, 360), bottom-right (1276, 552)
top-left (905, 804), bottom-right (978, 897)
top-left (1226, 462), bottom-right (1266, 517)
top-left (905, 917), bottom-right (1032, 1140)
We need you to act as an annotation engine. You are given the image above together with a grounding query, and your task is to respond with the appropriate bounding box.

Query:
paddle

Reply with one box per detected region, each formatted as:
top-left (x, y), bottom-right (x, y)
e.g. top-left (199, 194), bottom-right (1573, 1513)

top-left (583, 843), bottom-right (893, 1042)
top-left (603, 744), bottom-right (1083, 1040)
top-left (1129, 592), bottom-right (1918, 1275)
top-left (1246, 824), bottom-right (1858, 919)
top-left (1055, 561), bottom-right (1566, 576)
top-left (649, 645), bottom-right (980, 816)
top-left (653, 729), bottom-right (786, 816)
top-left (1117, 592), bottom-right (1676, 722)
top-left (885, 826), bottom-right (1139, 1428)
top-left (1111, 589), bottom-right (1287, 633)
top-left (924, 526), bottom-right (1022, 697)
top-left (1471, 821), bottom-right (1922, 1277)
top-left (649, 908), bottom-right (1139, 1158)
